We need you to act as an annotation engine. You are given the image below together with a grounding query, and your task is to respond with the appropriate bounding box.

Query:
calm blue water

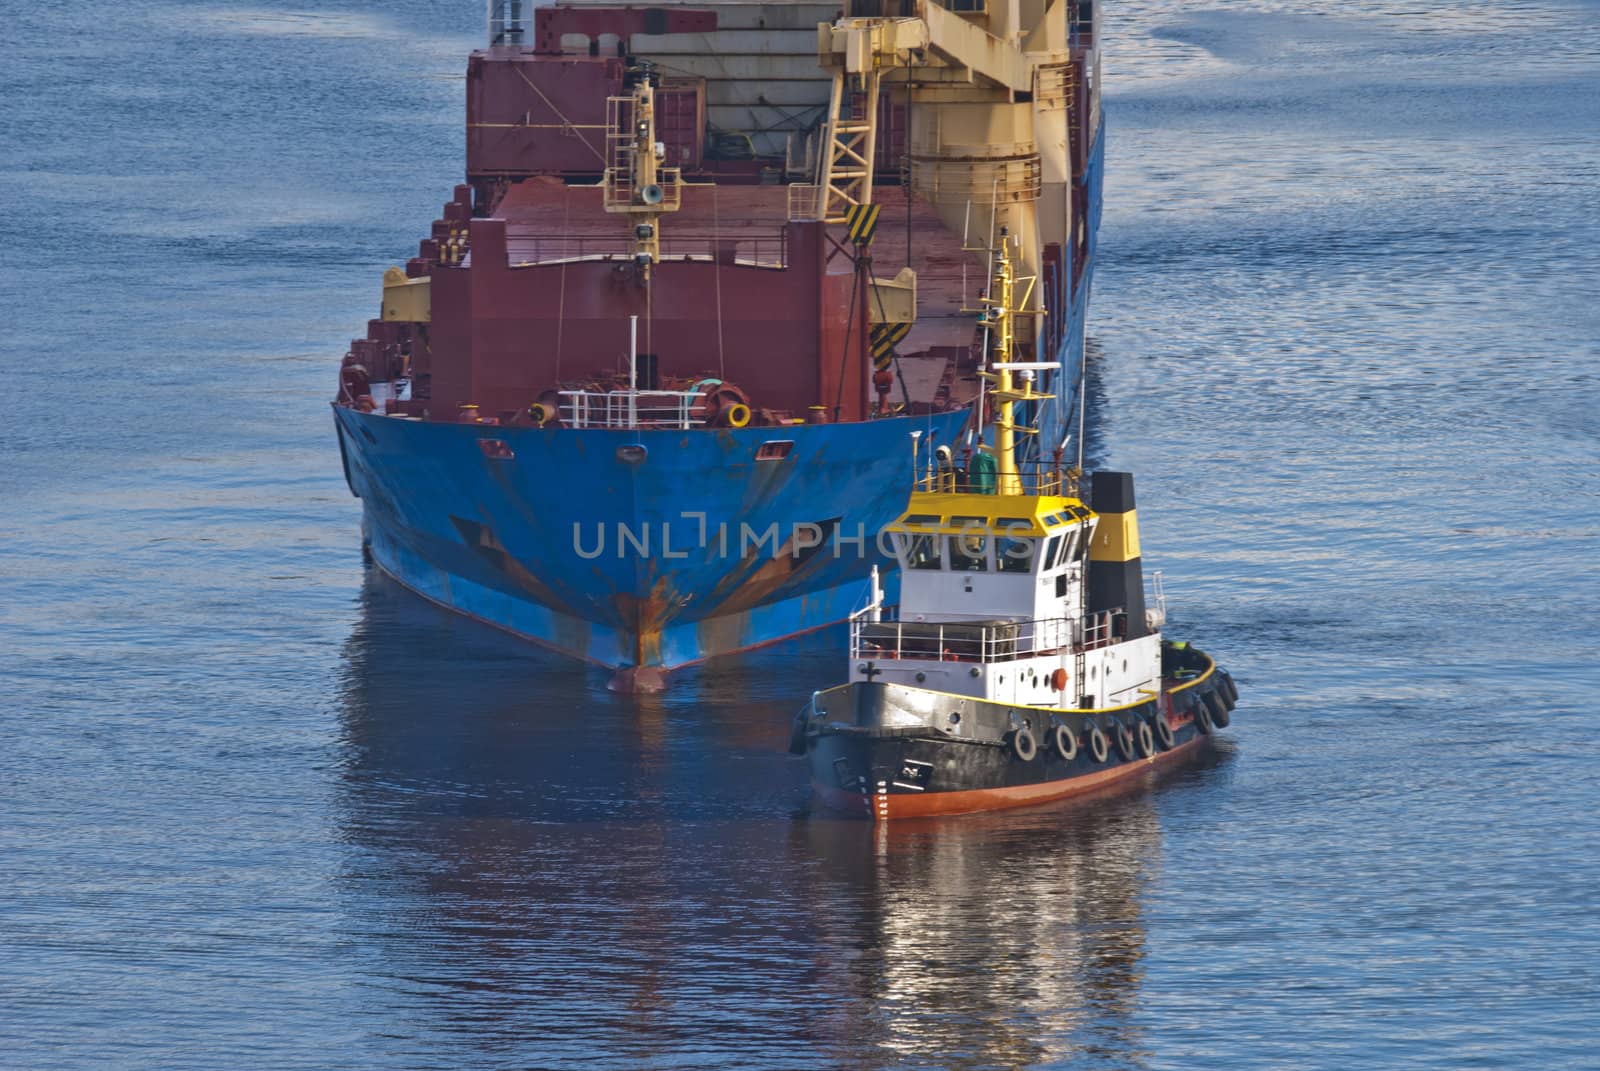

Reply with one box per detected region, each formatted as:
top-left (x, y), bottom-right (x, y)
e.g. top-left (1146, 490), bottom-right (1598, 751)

top-left (3, 2), bottom-right (1598, 1068)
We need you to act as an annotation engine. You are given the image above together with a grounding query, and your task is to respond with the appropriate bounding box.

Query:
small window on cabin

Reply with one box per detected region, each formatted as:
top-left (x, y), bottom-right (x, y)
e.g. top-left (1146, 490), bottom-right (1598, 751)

top-left (903, 514), bottom-right (942, 526)
top-left (1058, 529), bottom-right (1079, 566)
top-left (1042, 534), bottom-right (1064, 571)
top-left (905, 533), bottom-right (942, 570)
top-left (996, 537), bottom-right (1036, 574)
top-left (1076, 524), bottom-right (1093, 559)
top-left (948, 533), bottom-right (988, 571)
top-left (756, 440), bottom-right (794, 461)
top-left (951, 515), bottom-right (989, 530)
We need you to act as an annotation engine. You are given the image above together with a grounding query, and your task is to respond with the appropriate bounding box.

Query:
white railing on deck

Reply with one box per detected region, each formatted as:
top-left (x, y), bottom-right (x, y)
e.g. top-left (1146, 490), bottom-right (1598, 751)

top-left (851, 610), bottom-right (1122, 664)
top-left (559, 390), bottom-right (706, 430)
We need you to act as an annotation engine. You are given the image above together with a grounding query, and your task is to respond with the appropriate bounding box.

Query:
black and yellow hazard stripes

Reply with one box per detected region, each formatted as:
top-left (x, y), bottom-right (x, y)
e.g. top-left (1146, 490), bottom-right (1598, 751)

top-left (869, 321), bottom-right (910, 371)
top-left (844, 203), bottom-right (880, 246)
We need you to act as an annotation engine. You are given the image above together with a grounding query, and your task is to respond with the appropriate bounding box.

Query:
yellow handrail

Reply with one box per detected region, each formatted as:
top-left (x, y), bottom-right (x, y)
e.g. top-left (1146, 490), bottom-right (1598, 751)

top-left (1165, 650), bottom-right (1217, 694)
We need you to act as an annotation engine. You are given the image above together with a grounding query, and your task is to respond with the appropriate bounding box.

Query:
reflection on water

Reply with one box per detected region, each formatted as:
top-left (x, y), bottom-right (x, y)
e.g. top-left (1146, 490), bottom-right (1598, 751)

top-left (333, 572), bottom-right (1229, 1068)
top-left (798, 809), bottom-right (1167, 1070)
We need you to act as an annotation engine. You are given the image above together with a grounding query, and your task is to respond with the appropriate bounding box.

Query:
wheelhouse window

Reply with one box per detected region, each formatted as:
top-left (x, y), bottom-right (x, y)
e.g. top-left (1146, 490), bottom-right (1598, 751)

top-left (1042, 534), bottom-right (1064, 571)
top-left (1057, 529), bottom-right (1079, 567)
top-left (901, 533), bottom-right (942, 570)
top-left (948, 533), bottom-right (989, 571)
top-left (996, 536), bottom-right (1036, 574)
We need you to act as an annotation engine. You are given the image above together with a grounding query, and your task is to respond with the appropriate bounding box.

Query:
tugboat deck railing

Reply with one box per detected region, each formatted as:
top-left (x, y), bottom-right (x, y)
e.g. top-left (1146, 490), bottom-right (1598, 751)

top-left (852, 609), bottom-right (1122, 664)
top-left (913, 461), bottom-right (1081, 498)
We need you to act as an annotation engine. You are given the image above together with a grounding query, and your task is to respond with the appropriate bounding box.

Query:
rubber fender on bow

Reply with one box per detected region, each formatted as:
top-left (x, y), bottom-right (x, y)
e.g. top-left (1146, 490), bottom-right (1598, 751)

top-left (1135, 720), bottom-right (1156, 758)
top-left (1194, 699), bottom-right (1214, 735)
top-left (1011, 727), bottom-right (1038, 762)
top-left (1218, 671), bottom-right (1239, 709)
top-left (1088, 726), bottom-right (1110, 763)
top-left (1051, 720), bottom-right (1077, 761)
top-left (1115, 721), bottom-right (1137, 762)
top-left (787, 707), bottom-right (810, 755)
top-left (1204, 689), bottom-right (1231, 729)
top-left (1153, 715), bottom-right (1175, 750)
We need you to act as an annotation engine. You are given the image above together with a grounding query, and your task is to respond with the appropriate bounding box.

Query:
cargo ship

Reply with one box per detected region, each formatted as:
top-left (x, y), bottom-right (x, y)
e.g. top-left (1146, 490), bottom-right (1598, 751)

top-left (332, 0), bottom-right (1106, 689)
top-left (792, 235), bottom-right (1238, 819)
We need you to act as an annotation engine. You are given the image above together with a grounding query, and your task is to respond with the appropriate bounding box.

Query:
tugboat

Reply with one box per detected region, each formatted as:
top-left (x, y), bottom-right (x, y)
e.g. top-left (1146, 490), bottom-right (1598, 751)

top-left (791, 229), bottom-right (1238, 819)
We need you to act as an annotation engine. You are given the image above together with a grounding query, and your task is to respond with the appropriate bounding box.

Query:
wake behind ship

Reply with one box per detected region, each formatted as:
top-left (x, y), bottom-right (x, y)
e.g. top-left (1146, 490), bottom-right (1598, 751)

top-left (332, 0), bottom-right (1106, 688)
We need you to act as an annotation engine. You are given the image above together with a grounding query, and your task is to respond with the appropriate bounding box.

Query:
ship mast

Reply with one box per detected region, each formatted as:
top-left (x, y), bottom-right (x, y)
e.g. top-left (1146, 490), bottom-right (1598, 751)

top-left (604, 65), bottom-right (682, 284)
top-left (973, 226), bottom-right (1050, 495)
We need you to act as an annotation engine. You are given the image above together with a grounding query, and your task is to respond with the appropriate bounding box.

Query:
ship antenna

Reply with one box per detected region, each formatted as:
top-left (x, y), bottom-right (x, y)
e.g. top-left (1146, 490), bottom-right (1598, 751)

top-left (713, 183), bottom-right (726, 378)
top-left (987, 177), bottom-right (999, 259)
top-left (555, 193), bottom-right (570, 382)
top-left (960, 199), bottom-right (971, 311)
top-left (627, 315), bottom-right (639, 427)
top-left (1076, 333), bottom-right (1089, 471)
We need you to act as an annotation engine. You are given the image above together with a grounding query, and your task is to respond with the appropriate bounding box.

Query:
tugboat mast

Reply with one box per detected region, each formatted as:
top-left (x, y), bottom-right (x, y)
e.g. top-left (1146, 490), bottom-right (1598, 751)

top-left (973, 225), bottom-right (1051, 495)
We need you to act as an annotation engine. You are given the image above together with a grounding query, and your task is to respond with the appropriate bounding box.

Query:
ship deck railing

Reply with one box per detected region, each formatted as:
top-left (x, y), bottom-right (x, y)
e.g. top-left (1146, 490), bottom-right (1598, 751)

top-left (913, 463), bottom-right (1081, 498)
top-left (559, 390), bottom-right (707, 430)
top-left (851, 609), bottom-right (1123, 664)
top-left (509, 232), bottom-right (788, 270)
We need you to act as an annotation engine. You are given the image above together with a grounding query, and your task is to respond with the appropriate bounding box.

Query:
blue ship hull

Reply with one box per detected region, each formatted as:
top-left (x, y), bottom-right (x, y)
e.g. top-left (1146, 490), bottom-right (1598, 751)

top-left (335, 123), bottom-right (1103, 676)
top-left (336, 408), bottom-right (970, 671)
